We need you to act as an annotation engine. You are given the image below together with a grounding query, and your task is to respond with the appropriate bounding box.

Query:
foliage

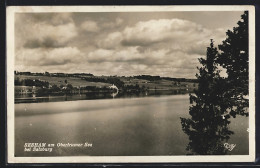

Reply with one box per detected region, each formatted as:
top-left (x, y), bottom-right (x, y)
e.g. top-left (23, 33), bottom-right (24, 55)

top-left (122, 84), bottom-right (147, 93)
top-left (15, 78), bottom-right (49, 88)
top-left (49, 84), bottom-right (61, 92)
top-left (134, 75), bottom-right (161, 81)
top-left (181, 40), bottom-right (233, 155)
top-left (217, 11), bottom-right (249, 116)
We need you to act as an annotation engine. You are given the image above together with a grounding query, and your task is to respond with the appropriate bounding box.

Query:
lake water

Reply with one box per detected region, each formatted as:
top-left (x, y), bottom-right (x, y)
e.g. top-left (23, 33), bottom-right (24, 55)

top-left (15, 90), bottom-right (191, 104)
top-left (15, 94), bottom-right (249, 156)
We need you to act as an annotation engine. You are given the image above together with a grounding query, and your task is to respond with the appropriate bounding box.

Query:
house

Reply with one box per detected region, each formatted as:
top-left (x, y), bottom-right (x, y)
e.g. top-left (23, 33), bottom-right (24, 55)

top-left (108, 84), bottom-right (119, 91)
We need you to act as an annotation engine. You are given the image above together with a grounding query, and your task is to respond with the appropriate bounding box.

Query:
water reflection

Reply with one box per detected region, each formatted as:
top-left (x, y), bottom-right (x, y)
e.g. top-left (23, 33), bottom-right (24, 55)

top-left (111, 90), bottom-right (119, 98)
top-left (15, 89), bottom-right (193, 104)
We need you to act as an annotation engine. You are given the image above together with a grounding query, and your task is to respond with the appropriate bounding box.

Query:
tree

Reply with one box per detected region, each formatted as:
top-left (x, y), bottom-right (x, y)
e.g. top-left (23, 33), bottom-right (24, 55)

top-left (180, 12), bottom-right (249, 154)
top-left (180, 40), bottom-right (233, 155)
top-left (217, 11), bottom-right (249, 117)
top-left (189, 39), bottom-right (220, 109)
top-left (50, 84), bottom-right (60, 92)
top-left (67, 84), bottom-right (73, 89)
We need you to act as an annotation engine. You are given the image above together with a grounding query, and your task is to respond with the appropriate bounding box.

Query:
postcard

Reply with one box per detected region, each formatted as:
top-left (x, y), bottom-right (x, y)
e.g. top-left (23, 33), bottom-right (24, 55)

top-left (6, 5), bottom-right (255, 163)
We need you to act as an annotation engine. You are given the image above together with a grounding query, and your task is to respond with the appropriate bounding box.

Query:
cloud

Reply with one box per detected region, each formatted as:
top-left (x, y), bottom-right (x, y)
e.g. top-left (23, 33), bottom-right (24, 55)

top-left (15, 12), bottom-right (237, 78)
top-left (33, 22), bottom-right (78, 43)
top-left (49, 13), bottom-right (74, 26)
top-left (80, 20), bottom-right (100, 33)
top-left (85, 46), bottom-right (201, 74)
top-left (97, 32), bottom-right (122, 49)
top-left (22, 22), bottom-right (77, 48)
top-left (16, 47), bottom-right (82, 66)
top-left (116, 18), bottom-right (123, 25)
top-left (87, 47), bottom-right (143, 63)
top-left (92, 18), bottom-right (226, 77)
top-left (74, 18), bottom-right (228, 77)
top-left (103, 18), bottom-right (225, 51)
top-left (102, 17), bottom-right (124, 29)
top-left (16, 14), bottom-right (78, 49)
top-left (121, 19), bottom-right (207, 46)
top-left (23, 37), bottom-right (66, 49)
top-left (29, 13), bottom-right (74, 26)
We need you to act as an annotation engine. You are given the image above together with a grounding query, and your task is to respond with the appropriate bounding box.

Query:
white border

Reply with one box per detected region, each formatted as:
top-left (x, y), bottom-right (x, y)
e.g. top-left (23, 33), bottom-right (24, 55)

top-left (6, 5), bottom-right (256, 163)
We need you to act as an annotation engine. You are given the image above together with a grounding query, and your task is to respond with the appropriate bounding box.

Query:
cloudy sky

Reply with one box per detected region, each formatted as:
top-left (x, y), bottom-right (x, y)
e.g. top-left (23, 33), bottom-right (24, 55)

top-left (15, 11), bottom-right (243, 78)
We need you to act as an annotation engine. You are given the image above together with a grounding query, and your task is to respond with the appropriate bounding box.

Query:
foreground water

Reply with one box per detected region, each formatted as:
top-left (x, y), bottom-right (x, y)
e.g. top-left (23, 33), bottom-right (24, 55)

top-left (15, 94), bottom-right (249, 156)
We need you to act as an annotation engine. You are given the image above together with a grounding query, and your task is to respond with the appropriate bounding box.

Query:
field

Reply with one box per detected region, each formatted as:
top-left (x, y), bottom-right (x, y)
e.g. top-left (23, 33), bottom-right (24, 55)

top-left (121, 77), bottom-right (197, 90)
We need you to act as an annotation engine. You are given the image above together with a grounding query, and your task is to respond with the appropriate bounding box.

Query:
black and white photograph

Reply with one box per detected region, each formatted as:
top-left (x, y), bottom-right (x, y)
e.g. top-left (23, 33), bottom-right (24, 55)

top-left (6, 6), bottom-right (255, 163)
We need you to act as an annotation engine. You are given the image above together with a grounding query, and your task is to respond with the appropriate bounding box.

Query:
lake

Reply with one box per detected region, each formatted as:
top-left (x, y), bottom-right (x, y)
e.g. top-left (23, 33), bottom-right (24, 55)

top-left (15, 94), bottom-right (249, 156)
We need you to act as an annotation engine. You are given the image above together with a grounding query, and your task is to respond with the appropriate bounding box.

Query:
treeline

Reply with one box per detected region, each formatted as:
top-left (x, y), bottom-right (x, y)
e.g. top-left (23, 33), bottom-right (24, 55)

top-left (122, 84), bottom-right (147, 93)
top-left (15, 78), bottom-right (49, 88)
top-left (15, 71), bottom-right (94, 77)
top-left (134, 75), bottom-right (198, 83)
top-left (37, 85), bottom-right (114, 95)
top-left (161, 77), bottom-right (198, 83)
top-left (134, 75), bottom-right (161, 81)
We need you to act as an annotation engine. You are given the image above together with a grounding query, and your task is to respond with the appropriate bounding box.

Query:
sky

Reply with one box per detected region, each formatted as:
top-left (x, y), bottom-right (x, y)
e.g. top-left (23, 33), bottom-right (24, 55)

top-left (15, 11), bottom-right (244, 78)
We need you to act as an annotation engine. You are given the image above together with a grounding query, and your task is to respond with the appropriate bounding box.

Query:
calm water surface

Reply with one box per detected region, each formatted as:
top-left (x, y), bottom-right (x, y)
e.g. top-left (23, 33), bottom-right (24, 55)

top-left (15, 94), bottom-right (248, 156)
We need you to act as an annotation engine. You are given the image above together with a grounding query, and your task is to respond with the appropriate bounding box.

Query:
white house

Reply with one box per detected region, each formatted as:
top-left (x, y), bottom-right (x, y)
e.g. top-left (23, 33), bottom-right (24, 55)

top-left (108, 84), bottom-right (119, 91)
